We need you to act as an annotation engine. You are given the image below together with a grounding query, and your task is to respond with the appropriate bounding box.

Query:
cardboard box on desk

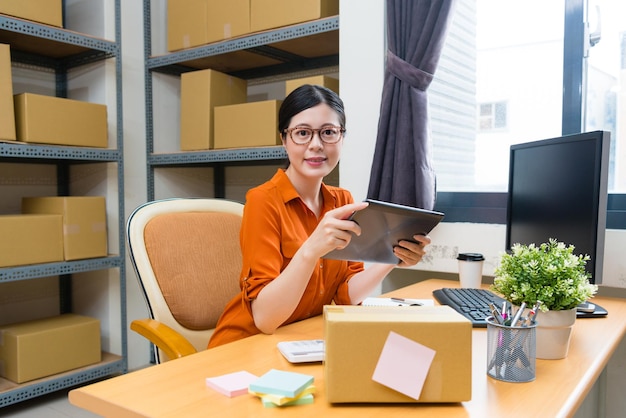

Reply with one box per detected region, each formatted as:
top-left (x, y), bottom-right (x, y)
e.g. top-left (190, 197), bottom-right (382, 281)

top-left (285, 75), bottom-right (339, 96)
top-left (0, 0), bottom-right (63, 27)
top-left (324, 305), bottom-right (472, 403)
top-left (180, 69), bottom-right (247, 151)
top-left (0, 214), bottom-right (63, 268)
top-left (0, 43), bottom-right (15, 141)
top-left (22, 196), bottom-right (108, 261)
top-left (13, 93), bottom-right (108, 148)
top-left (0, 314), bottom-right (101, 383)
top-left (251, 0), bottom-right (338, 32)
top-left (168, 0), bottom-right (250, 51)
top-left (214, 100), bottom-right (282, 149)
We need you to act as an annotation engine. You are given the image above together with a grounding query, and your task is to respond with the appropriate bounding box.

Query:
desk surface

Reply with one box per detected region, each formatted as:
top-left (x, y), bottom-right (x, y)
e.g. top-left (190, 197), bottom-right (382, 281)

top-left (69, 279), bottom-right (626, 417)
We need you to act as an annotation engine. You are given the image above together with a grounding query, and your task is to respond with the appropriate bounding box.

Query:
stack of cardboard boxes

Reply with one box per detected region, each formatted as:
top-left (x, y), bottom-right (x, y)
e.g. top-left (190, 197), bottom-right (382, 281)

top-left (181, 71), bottom-right (339, 151)
top-left (1, 5), bottom-right (110, 268)
top-left (0, 195), bottom-right (106, 384)
top-left (0, 196), bottom-right (108, 268)
top-left (167, 0), bottom-right (339, 51)
top-left (170, 0), bottom-right (340, 151)
top-left (0, 4), bottom-right (105, 383)
top-left (0, 2), bottom-right (109, 148)
top-left (1, 23), bottom-right (109, 268)
top-left (180, 69), bottom-right (339, 151)
top-left (1, 43), bottom-right (109, 148)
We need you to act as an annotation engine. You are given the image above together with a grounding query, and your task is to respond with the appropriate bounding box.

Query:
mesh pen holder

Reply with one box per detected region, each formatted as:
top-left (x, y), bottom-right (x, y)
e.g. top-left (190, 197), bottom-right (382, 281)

top-left (486, 316), bottom-right (537, 383)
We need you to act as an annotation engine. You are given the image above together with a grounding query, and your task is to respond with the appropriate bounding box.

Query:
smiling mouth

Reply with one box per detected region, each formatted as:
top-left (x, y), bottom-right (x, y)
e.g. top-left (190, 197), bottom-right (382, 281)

top-left (306, 157), bottom-right (326, 163)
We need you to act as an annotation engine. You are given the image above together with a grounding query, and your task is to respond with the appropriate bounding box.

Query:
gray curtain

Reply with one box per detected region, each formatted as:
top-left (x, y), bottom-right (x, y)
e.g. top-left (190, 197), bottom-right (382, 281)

top-left (367, 0), bottom-right (457, 210)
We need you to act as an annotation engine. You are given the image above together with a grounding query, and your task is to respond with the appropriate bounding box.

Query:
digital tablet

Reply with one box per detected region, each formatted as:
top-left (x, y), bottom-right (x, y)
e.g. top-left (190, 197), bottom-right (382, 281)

top-left (324, 199), bottom-right (444, 264)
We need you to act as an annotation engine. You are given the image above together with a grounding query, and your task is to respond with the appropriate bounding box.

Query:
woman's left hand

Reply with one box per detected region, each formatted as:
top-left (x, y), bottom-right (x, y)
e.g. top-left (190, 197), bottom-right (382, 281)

top-left (393, 235), bottom-right (431, 267)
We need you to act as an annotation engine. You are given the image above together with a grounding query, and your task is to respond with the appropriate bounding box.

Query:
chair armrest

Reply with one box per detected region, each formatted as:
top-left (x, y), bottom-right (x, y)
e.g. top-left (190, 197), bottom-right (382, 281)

top-left (130, 318), bottom-right (198, 361)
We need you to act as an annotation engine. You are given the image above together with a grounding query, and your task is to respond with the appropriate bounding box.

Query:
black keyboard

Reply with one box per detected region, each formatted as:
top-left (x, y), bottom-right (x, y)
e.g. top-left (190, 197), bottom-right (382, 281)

top-left (433, 288), bottom-right (508, 327)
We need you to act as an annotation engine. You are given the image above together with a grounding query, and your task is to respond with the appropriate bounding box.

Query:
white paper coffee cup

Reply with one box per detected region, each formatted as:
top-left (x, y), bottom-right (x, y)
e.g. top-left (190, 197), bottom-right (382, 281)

top-left (457, 253), bottom-right (485, 288)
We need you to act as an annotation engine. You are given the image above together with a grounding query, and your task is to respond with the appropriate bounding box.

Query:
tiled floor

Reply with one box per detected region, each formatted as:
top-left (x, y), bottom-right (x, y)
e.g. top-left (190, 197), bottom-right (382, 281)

top-left (1, 389), bottom-right (98, 418)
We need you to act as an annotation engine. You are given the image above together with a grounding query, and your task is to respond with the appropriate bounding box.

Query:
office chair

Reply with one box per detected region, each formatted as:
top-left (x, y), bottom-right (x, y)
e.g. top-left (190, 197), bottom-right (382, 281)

top-left (127, 198), bottom-right (243, 363)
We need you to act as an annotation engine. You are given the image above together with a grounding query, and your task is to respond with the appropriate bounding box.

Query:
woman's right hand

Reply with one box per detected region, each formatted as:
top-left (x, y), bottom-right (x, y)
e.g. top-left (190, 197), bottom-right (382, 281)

top-left (302, 201), bottom-right (369, 259)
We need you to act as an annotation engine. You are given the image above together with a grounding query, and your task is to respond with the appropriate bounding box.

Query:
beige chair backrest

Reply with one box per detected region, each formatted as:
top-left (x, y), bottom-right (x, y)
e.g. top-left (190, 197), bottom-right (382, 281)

top-left (127, 198), bottom-right (243, 362)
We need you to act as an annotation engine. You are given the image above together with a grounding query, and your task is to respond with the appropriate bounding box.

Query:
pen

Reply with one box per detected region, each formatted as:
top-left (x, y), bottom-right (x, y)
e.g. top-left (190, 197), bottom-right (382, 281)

top-left (488, 302), bottom-right (504, 324)
top-left (510, 302), bottom-right (526, 327)
top-left (528, 301), bottom-right (542, 324)
top-left (390, 297), bottom-right (423, 306)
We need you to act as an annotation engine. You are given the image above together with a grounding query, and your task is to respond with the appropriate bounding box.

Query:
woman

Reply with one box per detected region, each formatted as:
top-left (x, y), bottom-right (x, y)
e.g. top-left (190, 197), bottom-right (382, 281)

top-left (208, 84), bottom-right (431, 348)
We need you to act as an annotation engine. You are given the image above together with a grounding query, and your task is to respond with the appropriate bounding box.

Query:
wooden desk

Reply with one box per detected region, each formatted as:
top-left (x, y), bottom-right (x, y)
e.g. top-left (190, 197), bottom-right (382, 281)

top-left (69, 279), bottom-right (626, 417)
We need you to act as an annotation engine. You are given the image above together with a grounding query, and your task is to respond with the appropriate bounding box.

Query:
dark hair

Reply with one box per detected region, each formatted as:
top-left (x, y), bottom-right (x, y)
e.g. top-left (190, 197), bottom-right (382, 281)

top-left (278, 84), bottom-right (345, 138)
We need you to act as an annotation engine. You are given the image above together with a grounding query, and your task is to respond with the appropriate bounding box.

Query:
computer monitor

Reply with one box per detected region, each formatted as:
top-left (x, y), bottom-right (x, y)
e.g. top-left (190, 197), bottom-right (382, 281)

top-left (506, 130), bottom-right (610, 284)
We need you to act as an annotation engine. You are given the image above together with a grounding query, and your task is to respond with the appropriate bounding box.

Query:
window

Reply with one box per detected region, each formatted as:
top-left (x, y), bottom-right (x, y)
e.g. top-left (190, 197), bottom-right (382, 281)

top-left (430, 0), bottom-right (564, 192)
top-left (585, 0), bottom-right (626, 193)
top-left (429, 0), bottom-right (624, 230)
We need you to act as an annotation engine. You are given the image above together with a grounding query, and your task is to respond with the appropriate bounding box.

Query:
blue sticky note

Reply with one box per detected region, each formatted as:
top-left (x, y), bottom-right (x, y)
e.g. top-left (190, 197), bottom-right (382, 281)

top-left (249, 369), bottom-right (314, 398)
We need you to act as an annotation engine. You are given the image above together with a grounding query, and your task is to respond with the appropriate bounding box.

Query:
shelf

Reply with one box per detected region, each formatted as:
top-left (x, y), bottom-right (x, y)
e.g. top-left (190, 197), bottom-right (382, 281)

top-left (143, 3), bottom-right (333, 197)
top-left (150, 146), bottom-right (287, 166)
top-left (0, 352), bottom-right (124, 407)
top-left (0, 2), bottom-right (127, 408)
top-left (0, 14), bottom-right (116, 68)
top-left (0, 142), bottom-right (121, 163)
top-left (0, 256), bottom-right (123, 283)
top-left (147, 16), bottom-right (339, 79)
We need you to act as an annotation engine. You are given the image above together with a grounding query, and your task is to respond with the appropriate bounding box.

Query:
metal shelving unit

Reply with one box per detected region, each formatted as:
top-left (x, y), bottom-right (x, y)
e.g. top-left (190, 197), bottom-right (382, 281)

top-left (144, 0), bottom-right (339, 200)
top-left (0, 1), bottom-right (126, 407)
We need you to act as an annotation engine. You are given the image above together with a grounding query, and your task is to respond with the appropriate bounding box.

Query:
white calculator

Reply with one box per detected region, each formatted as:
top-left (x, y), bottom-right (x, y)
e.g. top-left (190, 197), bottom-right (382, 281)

top-left (277, 339), bottom-right (325, 363)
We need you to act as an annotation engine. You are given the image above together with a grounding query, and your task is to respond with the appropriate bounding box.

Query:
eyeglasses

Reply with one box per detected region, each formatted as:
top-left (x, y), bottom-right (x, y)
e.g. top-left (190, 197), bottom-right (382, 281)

top-left (283, 125), bottom-right (345, 145)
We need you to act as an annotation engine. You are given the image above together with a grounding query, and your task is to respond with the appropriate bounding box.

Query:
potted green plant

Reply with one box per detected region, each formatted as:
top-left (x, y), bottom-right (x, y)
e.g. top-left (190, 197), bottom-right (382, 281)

top-left (491, 238), bottom-right (598, 359)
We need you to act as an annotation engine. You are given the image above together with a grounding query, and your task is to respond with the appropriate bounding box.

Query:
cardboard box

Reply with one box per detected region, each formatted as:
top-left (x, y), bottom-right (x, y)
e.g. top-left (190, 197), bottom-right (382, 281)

top-left (214, 100), bottom-right (282, 149)
top-left (168, 0), bottom-right (251, 51)
top-left (285, 75), bottom-right (339, 96)
top-left (0, 214), bottom-right (63, 267)
top-left (0, 0), bottom-right (63, 27)
top-left (206, 0), bottom-right (250, 44)
top-left (167, 0), bottom-right (207, 51)
top-left (0, 43), bottom-right (15, 141)
top-left (13, 93), bottom-right (108, 148)
top-left (251, 0), bottom-right (338, 32)
top-left (180, 69), bottom-right (247, 151)
top-left (22, 197), bottom-right (108, 261)
top-left (0, 314), bottom-right (101, 383)
top-left (324, 305), bottom-right (472, 403)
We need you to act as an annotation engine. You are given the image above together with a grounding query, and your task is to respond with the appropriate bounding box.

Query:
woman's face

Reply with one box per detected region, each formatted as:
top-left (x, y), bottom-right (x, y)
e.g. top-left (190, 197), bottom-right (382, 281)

top-left (283, 103), bottom-right (344, 183)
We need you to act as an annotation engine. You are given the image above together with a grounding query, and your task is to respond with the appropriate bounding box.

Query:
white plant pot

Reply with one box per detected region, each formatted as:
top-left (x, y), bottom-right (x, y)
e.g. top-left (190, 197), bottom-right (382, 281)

top-left (535, 308), bottom-right (577, 360)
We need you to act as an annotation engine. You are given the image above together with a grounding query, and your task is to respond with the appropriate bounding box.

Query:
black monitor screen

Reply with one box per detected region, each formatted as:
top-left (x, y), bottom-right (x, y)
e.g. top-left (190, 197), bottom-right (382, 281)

top-left (506, 131), bottom-right (610, 284)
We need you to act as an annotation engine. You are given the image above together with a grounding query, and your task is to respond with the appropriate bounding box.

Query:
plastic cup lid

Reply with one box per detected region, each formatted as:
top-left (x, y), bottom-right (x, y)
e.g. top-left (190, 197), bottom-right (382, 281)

top-left (457, 253), bottom-right (485, 261)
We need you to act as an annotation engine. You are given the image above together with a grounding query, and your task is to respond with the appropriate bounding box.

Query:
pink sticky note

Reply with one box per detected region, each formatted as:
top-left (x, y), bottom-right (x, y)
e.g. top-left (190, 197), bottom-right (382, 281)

top-left (206, 371), bottom-right (258, 397)
top-left (371, 331), bottom-right (436, 400)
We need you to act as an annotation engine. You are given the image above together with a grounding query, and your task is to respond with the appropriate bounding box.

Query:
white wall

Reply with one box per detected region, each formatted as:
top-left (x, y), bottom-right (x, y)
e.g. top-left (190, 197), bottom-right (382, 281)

top-left (120, 1), bottom-right (150, 369)
top-left (338, 0), bottom-right (385, 202)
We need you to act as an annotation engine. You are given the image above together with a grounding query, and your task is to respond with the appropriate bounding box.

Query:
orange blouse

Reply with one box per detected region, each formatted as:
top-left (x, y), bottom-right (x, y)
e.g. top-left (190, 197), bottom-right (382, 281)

top-left (208, 169), bottom-right (364, 348)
